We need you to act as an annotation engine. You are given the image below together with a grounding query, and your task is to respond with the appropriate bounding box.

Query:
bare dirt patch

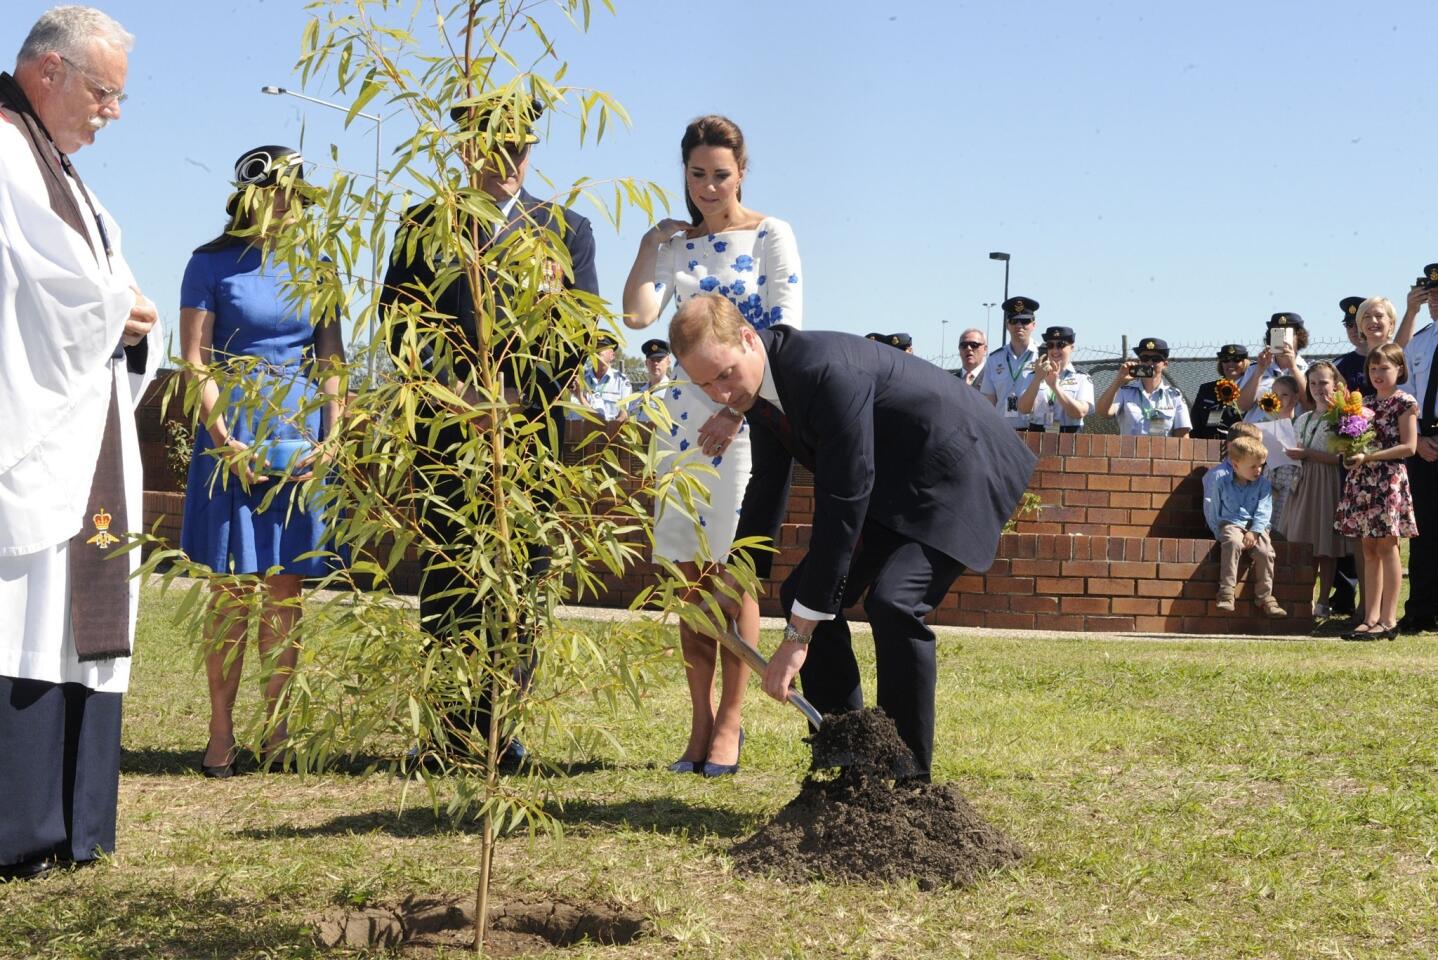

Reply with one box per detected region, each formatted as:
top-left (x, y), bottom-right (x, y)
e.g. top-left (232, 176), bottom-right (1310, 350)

top-left (314, 895), bottom-right (652, 956)
top-left (731, 709), bottom-right (1024, 890)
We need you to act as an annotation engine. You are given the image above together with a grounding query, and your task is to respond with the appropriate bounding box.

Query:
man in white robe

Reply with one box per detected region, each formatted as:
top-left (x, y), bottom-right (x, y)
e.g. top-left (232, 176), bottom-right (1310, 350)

top-left (0, 6), bottom-right (160, 881)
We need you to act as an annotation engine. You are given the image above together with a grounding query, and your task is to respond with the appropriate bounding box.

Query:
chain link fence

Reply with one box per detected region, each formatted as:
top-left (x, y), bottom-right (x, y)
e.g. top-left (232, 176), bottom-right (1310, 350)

top-left (932, 339), bottom-right (1355, 434)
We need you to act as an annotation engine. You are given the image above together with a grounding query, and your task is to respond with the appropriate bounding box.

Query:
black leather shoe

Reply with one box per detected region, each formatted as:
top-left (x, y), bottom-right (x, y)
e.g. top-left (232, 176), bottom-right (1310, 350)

top-left (0, 858), bottom-right (60, 882)
top-left (496, 739), bottom-right (529, 775)
top-left (200, 740), bottom-right (237, 779)
top-left (1397, 616), bottom-right (1437, 635)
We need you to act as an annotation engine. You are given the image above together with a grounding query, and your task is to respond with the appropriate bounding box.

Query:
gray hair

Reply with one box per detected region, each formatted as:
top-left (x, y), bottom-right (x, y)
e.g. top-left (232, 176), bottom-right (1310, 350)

top-left (16, 6), bottom-right (133, 69)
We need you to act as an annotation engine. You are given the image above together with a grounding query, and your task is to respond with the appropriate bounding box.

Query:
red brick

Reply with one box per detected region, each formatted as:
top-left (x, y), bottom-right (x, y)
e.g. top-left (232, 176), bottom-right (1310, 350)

top-left (953, 574), bottom-right (985, 593)
top-left (1089, 577), bottom-right (1136, 595)
top-left (1158, 562), bottom-right (1201, 579)
top-left (1064, 490), bottom-right (1110, 507)
top-left (1109, 492), bottom-right (1153, 508)
top-left (1088, 507), bottom-right (1130, 524)
top-left (1110, 457), bottom-right (1150, 475)
top-left (1061, 596), bottom-right (1111, 614)
top-left (1043, 614), bottom-right (1087, 632)
top-left (1003, 534), bottom-right (1038, 559)
top-left (1084, 615), bottom-right (1137, 631)
top-left (1009, 559), bottom-right (1063, 577)
top-left (1141, 540), bottom-right (1162, 561)
top-left (1036, 455), bottom-right (1064, 473)
top-left (961, 592), bottom-right (1010, 612)
top-left (1159, 539), bottom-right (1182, 561)
top-left (1131, 476), bottom-right (1175, 493)
top-left (1133, 616), bottom-right (1178, 632)
top-left (1136, 579), bottom-right (1184, 598)
top-left (1061, 560), bottom-right (1111, 577)
top-left (984, 612), bottom-right (1036, 630)
top-left (1010, 595), bottom-right (1060, 614)
top-left (1043, 506), bottom-right (1088, 524)
top-left (1087, 474), bottom-right (1130, 491)
top-left (986, 576), bottom-right (1036, 595)
top-left (1110, 561), bottom-right (1158, 579)
top-left (1037, 536), bottom-right (1075, 560)
top-left (1153, 460), bottom-right (1197, 477)
top-left (1064, 456), bottom-right (1109, 473)
top-left (1111, 597), bottom-right (1159, 615)
top-left (1020, 522), bottom-right (1065, 534)
top-left (1128, 510), bottom-right (1160, 526)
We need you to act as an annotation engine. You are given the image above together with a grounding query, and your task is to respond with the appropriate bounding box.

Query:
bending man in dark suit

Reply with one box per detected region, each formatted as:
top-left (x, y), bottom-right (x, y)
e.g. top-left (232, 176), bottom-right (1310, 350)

top-left (381, 97), bottom-right (598, 769)
top-left (669, 294), bottom-right (1037, 779)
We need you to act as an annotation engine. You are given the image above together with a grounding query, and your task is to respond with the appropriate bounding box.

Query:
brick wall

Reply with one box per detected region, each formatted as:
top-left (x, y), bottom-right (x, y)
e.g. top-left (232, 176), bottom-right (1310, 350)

top-left (141, 414), bottom-right (1315, 635)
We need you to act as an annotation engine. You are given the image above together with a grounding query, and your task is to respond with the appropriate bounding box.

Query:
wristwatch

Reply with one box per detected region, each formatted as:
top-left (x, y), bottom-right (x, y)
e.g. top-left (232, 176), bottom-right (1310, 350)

top-left (782, 623), bottom-right (812, 647)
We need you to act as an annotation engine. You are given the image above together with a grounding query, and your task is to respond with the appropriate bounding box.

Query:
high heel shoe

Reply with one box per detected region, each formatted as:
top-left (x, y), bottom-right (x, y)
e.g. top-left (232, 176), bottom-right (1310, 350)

top-left (200, 739), bottom-right (237, 779)
top-left (665, 758), bottom-right (705, 774)
top-left (702, 729), bottom-right (744, 778)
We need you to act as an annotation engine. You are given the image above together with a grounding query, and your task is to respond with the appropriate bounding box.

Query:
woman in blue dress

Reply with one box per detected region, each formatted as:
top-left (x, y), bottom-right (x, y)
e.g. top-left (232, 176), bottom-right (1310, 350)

top-left (178, 146), bottom-right (344, 776)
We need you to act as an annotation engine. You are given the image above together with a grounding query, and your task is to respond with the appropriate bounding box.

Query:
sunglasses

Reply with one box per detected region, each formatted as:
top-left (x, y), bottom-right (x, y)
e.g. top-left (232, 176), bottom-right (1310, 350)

top-left (1341, 319), bottom-right (1357, 328)
top-left (1138, 355), bottom-right (1165, 363)
top-left (1043, 341), bottom-right (1071, 349)
top-left (1006, 317), bottom-right (1034, 326)
top-left (958, 340), bottom-right (985, 349)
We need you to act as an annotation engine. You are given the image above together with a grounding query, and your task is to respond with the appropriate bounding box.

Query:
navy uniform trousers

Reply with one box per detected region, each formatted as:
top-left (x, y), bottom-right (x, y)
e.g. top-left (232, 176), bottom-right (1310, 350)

top-left (780, 521), bottom-right (964, 779)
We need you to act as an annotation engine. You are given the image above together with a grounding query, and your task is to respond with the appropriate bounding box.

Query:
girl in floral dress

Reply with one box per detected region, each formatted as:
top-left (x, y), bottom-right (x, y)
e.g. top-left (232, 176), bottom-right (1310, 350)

top-left (622, 116), bottom-right (802, 776)
top-left (1333, 344), bottom-right (1419, 639)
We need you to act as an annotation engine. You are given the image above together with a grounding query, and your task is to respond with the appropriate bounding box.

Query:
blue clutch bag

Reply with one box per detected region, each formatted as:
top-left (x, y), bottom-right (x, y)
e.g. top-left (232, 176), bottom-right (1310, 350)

top-left (263, 439), bottom-right (314, 476)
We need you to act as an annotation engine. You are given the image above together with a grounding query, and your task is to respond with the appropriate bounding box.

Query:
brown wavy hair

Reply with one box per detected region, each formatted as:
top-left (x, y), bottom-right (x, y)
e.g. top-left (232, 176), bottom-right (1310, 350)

top-left (681, 115), bottom-right (747, 226)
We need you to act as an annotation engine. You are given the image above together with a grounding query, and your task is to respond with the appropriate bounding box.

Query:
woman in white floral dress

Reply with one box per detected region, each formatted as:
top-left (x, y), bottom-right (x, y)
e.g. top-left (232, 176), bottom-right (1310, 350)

top-left (622, 115), bottom-right (802, 776)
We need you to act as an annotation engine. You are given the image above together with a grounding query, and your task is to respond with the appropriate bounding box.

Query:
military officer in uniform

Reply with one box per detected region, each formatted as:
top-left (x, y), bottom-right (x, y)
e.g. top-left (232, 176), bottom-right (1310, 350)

top-left (629, 337), bottom-right (673, 422)
top-left (1016, 325), bottom-right (1092, 433)
top-left (1096, 337), bottom-right (1192, 437)
top-left (981, 296), bottom-right (1041, 430)
top-left (1397, 263), bottom-right (1438, 634)
top-left (1189, 344), bottom-right (1251, 439)
top-left (1238, 313), bottom-right (1309, 421)
top-left (1333, 296), bottom-right (1370, 393)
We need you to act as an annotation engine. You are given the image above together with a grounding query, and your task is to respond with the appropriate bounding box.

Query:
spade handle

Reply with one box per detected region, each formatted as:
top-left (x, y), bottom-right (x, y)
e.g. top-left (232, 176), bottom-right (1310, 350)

top-left (717, 621), bottom-right (824, 729)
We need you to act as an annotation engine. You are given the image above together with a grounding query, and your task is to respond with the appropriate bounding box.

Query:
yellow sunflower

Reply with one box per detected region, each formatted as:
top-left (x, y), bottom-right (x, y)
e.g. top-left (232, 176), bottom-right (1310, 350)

top-left (1258, 391), bottom-right (1281, 415)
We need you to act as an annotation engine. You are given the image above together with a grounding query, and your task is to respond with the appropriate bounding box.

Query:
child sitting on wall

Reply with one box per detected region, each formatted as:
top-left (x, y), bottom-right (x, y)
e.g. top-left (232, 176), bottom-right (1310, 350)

top-left (1202, 435), bottom-right (1287, 617)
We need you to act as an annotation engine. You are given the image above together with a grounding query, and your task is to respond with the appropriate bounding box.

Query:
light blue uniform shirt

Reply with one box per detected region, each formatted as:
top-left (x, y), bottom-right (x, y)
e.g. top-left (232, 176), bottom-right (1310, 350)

top-left (981, 344), bottom-right (1037, 428)
top-left (1029, 367), bottom-right (1095, 430)
top-left (1114, 381), bottom-right (1191, 436)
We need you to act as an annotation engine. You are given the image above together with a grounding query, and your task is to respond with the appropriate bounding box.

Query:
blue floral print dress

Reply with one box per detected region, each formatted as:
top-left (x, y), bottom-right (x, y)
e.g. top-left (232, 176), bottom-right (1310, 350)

top-left (650, 218), bottom-right (802, 561)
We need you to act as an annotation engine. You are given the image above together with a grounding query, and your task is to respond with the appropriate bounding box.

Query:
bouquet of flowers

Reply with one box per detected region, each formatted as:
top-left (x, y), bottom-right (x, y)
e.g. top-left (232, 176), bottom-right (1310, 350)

top-left (1323, 388), bottom-right (1375, 458)
top-left (1214, 377), bottom-right (1241, 410)
top-left (1257, 391), bottom-right (1282, 417)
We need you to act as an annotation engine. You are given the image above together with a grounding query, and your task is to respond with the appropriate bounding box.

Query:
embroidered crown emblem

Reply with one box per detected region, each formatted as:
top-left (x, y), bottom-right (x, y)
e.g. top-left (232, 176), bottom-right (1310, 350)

top-left (1011, 299), bottom-right (1026, 313)
top-left (1143, 340), bottom-right (1155, 350)
top-left (86, 507), bottom-right (120, 549)
top-left (1346, 304), bottom-right (1357, 315)
top-left (1276, 315), bottom-right (1287, 325)
top-left (1429, 267), bottom-right (1438, 281)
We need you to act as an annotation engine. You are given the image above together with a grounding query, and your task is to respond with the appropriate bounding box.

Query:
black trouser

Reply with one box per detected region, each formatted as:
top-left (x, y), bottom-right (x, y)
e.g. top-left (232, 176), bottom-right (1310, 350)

top-left (780, 522), bottom-right (964, 778)
top-left (413, 423), bottom-right (551, 754)
top-left (1404, 452), bottom-right (1438, 620)
top-left (0, 677), bottom-right (122, 867)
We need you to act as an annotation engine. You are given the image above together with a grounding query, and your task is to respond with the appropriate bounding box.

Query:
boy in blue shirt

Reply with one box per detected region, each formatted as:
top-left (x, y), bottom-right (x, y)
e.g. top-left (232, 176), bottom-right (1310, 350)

top-left (1203, 435), bottom-right (1287, 617)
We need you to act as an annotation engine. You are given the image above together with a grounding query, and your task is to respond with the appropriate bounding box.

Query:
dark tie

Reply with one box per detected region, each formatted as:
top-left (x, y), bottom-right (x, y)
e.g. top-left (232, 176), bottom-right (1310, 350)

top-left (747, 397), bottom-right (814, 471)
top-left (1425, 337), bottom-right (1438, 424)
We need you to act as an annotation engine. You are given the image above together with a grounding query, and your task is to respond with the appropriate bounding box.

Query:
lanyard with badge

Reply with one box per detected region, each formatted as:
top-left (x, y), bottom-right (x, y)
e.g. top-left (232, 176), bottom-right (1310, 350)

top-left (1040, 369), bottom-right (1071, 427)
top-left (1004, 348), bottom-right (1034, 414)
top-left (1135, 384), bottom-right (1171, 435)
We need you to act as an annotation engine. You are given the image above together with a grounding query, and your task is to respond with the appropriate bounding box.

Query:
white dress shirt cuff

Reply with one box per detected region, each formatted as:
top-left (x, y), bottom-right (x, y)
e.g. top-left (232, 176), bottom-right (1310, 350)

top-left (791, 600), bottom-right (836, 622)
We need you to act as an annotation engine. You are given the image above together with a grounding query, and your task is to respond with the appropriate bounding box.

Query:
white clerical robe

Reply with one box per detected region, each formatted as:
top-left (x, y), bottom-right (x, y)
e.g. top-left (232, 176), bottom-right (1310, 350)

top-left (0, 116), bottom-right (161, 695)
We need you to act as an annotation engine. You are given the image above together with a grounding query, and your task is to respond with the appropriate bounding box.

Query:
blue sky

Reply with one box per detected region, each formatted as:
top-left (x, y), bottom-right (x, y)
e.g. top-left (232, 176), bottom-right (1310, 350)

top-left (7, 0), bottom-right (1433, 365)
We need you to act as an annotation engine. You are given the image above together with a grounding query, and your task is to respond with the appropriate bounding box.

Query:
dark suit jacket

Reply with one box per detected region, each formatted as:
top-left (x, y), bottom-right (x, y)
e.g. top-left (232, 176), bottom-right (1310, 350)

top-left (381, 187), bottom-right (597, 413)
top-left (736, 326), bottom-right (1038, 615)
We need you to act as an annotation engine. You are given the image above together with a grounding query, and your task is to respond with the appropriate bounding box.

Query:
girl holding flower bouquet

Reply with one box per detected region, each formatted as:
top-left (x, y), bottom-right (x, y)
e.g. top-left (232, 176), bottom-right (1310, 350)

top-left (1281, 362), bottom-right (1352, 618)
top-left (1333, 344), bottom-right (1419, 639)
top-left (1263, 375), bottom-right (1301, 532)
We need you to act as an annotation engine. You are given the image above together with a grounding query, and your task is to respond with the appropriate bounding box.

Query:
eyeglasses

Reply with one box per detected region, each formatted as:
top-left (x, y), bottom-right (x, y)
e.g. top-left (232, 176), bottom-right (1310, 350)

top-left (1138, 354), bottom-right (1165, 364)
top-left (958, 340), bottom-right (985, 350)
top-left (1043, 341), bottom-right (1070, 350)
top-left (1006, 317), bottom-right (1034, 326)
top-left (60, 55), bottom-right (127, 106)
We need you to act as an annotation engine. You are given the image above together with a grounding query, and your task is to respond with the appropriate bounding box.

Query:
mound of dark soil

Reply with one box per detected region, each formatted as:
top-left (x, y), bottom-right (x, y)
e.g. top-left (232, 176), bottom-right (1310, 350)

top-left (732, 709), bottom-right (1024, 889)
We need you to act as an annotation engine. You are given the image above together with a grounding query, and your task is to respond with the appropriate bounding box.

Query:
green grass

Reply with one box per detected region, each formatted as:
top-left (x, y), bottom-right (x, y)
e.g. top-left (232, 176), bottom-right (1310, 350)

top-left (4, 585), bottom-right (1438, 958)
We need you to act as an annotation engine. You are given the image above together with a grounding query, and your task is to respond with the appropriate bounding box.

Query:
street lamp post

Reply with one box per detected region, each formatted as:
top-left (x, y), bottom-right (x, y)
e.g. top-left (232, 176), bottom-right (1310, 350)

top-left (261, 85), bottom-right (383, 383)
top-left (988, 251), bottom-right (1011, 345)
top-left (982, 301), bottom-right (996, 349)
top-left (940, 318), bottom-right (950, 367)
